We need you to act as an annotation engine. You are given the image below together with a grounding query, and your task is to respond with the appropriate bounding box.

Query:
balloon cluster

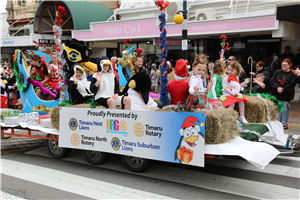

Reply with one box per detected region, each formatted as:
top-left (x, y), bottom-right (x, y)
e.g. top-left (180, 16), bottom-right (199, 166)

top-left (155, 0), bottom-right (169, 11)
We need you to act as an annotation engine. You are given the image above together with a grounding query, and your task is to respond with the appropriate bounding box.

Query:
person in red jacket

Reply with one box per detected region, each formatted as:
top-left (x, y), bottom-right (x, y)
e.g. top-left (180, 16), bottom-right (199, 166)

top-left (270, 58), bottom-right (300, 129)
top-left (168, 59), bottom-right (190, 105)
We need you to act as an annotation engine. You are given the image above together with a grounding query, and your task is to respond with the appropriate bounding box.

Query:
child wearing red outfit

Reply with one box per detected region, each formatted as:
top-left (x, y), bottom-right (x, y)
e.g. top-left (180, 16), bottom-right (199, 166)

top-left (168, 59), bottom-right (190, 105)
top-left (48, 53), bottom-right (59, 91)
top-left (30, 54), bottom-right (52, 100)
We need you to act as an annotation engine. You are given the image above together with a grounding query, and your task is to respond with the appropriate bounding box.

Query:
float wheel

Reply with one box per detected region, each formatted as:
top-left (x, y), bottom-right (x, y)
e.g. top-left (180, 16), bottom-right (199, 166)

top-left (46, 134), bottom-right (71, 158)
top-left (83, 150), bottom-right (111, 165)
top-left (121, 155), bottom-right (152, 172)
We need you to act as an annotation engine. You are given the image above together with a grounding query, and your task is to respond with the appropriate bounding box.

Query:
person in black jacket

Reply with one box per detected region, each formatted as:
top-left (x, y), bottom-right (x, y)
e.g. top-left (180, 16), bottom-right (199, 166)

top-left (251, 61), bottom-right (271, 94)
top-left (270, 58), bottom-right (300, 129)
top-left (67, 64), bottom-right (93, 104)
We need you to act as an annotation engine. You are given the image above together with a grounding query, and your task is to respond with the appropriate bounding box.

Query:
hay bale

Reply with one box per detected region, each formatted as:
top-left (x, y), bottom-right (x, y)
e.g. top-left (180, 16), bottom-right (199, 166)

top-left (50, 104), bottom-right (109, 130)
top-left (205, 108), bottom-right (239, 144)
top-left (50, 106), bottom-right (60, 130)
top-left (244, 96), bottom-right (278, 123)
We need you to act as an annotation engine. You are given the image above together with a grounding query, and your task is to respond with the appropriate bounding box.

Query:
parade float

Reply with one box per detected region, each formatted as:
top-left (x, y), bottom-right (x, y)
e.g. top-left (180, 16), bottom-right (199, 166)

top-left (1, 2), bottom-right (297, 173)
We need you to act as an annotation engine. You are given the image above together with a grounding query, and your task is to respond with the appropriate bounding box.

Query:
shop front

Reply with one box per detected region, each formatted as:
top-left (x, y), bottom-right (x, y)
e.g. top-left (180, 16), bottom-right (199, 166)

top-left (73, 15), bottom-right (279, 68)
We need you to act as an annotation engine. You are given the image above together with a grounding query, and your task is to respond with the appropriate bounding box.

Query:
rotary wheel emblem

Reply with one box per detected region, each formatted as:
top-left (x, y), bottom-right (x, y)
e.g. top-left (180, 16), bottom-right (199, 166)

top-left (133, 123), bottom-right (145, 137)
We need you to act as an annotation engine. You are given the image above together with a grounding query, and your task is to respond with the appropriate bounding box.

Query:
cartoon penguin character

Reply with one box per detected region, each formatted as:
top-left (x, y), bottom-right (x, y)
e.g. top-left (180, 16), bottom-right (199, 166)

top-left (62, 39), bottom-right (97, 79)
top-left (120, 72), bottom-right (157, 111)
top-left (175, 116), bottom-right (205, 166)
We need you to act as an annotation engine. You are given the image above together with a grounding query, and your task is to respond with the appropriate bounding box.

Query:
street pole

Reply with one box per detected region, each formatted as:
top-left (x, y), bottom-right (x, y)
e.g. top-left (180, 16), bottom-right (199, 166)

top-left (182, 0), bottom-right (188, 60)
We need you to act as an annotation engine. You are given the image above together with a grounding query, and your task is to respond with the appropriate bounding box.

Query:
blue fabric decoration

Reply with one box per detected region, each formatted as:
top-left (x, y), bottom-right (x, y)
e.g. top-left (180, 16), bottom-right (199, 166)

top-left (158, 13), bottom-right (169, 105)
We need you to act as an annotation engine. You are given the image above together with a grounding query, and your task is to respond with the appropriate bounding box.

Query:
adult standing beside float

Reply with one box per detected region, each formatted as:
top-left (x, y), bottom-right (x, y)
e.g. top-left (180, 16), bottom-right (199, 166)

top-left (250, 61), bottom-right (271, 94)
top-left (270, 58), bottom-right (300, 129)
top-left (293, 47), bottom-right (300, 69)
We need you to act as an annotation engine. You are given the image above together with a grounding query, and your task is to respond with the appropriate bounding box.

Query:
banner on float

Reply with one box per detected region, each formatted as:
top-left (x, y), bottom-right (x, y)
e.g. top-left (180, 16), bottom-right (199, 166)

top-left (59, 107), bottom-right (206, 167)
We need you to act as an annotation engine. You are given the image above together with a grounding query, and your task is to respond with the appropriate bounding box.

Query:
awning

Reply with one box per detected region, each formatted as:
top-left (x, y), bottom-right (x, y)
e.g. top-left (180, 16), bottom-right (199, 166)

top-left (33, 0), bottom-right (113, 34)
top-left (277, 4), bottom-right (300, 24)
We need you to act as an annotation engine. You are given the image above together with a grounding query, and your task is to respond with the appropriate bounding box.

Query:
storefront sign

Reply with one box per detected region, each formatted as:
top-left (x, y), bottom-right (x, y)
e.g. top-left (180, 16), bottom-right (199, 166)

top-left (39, 39), bottom-right (55, 44)
top-left (74, 17), bottom-right (276, 41)
top-left (59, 107), bottom-right (206, 167)
top-left (2, 39), bottom-right (15, 46)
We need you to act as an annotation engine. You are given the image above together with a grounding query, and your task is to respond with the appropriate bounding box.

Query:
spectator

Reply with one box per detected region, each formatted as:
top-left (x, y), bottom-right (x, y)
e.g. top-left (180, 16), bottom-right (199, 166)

top-left (293, 47), bottom-right (300, 69)
top-left (227, 56), bottom-right (248, 82)
top-left (279, 46), bottom-right (294, 63)
top-left (250, 61), bottom-right (271, 93)
top-left (270, 58), bottom-right (300, 129)
top-left (270, 54), bottom-right (280, 75)
top-left (150, 63), bottom-right (158, 93)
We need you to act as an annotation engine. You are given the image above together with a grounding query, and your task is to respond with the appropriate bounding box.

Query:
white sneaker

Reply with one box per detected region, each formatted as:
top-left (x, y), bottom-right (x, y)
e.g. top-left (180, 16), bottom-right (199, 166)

top-left (240, 116), bottom-right (248, 124)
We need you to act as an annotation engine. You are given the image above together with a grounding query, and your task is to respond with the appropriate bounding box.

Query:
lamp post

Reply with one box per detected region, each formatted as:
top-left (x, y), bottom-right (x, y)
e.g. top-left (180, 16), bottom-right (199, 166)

top-left (174, 0), bottom-right (188, 60)
top-left (182, 0), bottom-right (188, 60)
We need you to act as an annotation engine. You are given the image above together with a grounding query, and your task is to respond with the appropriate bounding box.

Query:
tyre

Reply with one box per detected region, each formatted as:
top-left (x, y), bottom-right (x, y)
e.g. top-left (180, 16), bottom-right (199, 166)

top-left (83, 150), bottom-right (111, 165)
top-left (46, 134), bottom-right (72, 158)
top-left (121, 155), bottom-right (152, 172)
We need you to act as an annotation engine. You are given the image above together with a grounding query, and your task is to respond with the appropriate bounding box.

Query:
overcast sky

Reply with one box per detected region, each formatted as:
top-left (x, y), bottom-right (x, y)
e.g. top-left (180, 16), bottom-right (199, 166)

top-left (1, 0), bottom-right (7, 13)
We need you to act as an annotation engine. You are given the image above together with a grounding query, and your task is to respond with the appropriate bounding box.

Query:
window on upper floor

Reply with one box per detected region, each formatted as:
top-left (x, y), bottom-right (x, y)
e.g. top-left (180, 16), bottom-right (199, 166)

top-left (18, 0), bottom-right (26, 6)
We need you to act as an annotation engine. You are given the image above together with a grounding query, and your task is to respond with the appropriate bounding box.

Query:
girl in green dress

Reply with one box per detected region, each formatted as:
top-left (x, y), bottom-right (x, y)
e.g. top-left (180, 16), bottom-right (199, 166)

top-left (208, 60), bottom-right (224, 99)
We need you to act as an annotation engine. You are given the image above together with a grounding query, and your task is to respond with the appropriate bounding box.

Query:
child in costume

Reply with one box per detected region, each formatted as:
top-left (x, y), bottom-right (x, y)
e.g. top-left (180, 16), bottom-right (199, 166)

top-left (30, 54), bottom-right (53, 100)
top-left (68, 64), bottom-right (93, 104)
top-left (187, 54), bottom-right (209, 107)
top-left (208, 60), bottom-right (224, 99)
top-left (90, 57), bottom-right (131, 110)
top-left (134, 48), bottom-right (148, 74)
top-left (189, 54), bottom-right (208, 95)
top-left (48, 52), bottom-right (59, 91)
top-left (168, 59), bottom-right (190, 105)
top-left (222, 61), bottom-right (250, 124)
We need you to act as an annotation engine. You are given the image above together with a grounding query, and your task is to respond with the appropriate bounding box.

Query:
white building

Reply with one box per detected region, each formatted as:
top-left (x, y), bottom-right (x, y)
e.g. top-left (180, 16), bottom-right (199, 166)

top-left (73, 0), bottom-right (300, 68)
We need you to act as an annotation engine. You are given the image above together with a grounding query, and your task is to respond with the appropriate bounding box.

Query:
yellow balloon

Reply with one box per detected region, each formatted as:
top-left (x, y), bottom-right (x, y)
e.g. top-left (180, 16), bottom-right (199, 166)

top-left (174, 14), bottom-right (184, 24)
top-left (200, 122), bottom-right (204, 127)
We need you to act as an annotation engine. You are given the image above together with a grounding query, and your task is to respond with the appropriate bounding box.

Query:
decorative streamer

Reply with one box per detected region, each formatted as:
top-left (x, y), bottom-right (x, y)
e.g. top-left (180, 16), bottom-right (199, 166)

top-left (14, 61), bottom-right (30, 92)
top-left (155, 0), bottom-right (169, 107)
top-left (26, 77), bottom-right (56, 99)
top-left (256, 93), bottom-right (277, 143)
top-left (246, 93), bottom-right (283, 113)
top-left (53, 5), bottom-right (67, 102)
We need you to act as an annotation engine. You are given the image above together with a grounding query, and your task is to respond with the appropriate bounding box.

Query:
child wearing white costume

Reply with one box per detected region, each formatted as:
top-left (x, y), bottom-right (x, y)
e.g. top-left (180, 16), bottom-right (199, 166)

top-left (90, 58), bottom-right (131, 109)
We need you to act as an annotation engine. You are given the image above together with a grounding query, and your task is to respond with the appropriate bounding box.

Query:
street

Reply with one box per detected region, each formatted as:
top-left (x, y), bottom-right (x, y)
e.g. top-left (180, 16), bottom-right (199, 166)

top-left (1, 137), bottom-right (299, 199)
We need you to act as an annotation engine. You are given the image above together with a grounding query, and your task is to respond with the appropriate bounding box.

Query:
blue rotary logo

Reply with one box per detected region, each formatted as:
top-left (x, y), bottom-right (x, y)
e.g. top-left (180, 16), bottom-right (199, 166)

top-left (111, 137), bottom-right (121, 151)
top-left (69, 118), bottom-right (78, 131)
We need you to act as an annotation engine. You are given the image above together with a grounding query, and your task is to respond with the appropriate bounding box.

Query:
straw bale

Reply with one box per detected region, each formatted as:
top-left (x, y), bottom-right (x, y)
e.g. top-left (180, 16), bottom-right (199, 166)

top-left (50, 104), bottom-right (110, 130)
top-left (244, 96), bottom-right (278, 123)
top-left (205, 108), bottom-right (239, 144)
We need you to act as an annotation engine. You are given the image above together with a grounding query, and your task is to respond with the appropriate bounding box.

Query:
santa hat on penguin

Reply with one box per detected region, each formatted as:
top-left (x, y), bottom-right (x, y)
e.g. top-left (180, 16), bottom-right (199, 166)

top-left (179, 116), bottom-right (202, 135)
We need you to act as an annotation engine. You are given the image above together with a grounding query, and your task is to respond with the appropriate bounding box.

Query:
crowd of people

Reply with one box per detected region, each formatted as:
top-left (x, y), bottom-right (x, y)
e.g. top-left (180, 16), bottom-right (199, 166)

top-left (1, 45), bottom-right (300, 130)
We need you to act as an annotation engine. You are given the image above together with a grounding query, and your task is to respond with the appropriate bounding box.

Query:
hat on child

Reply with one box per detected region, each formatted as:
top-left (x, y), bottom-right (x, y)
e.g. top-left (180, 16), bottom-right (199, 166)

top-left (151, 63), bottom-right (157, 67)
top-left (174, 59), bottom-right (189, 80)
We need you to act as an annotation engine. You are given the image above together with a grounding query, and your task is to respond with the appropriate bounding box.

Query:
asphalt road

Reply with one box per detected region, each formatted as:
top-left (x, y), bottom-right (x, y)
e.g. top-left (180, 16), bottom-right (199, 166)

top-left (1, 145), bottom-right (299, 200)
